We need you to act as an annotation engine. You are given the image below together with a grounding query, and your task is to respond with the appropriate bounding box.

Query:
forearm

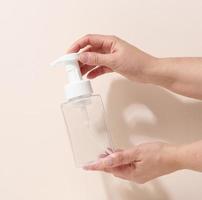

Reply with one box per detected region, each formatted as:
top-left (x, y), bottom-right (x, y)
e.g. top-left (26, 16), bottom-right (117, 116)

top-left (177, 141), bottom-right (202, 171)
top-left (145, 57), bottom-right (202, 99)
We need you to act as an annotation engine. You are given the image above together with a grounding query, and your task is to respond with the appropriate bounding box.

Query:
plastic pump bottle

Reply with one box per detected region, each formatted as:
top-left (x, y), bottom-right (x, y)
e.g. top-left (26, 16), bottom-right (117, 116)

top-left (51, 53), bottom-right (113, 167)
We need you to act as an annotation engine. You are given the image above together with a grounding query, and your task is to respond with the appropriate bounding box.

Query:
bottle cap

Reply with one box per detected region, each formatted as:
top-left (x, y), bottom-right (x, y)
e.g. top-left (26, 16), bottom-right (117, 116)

top-left (51, 53), bottom-right (93, 100)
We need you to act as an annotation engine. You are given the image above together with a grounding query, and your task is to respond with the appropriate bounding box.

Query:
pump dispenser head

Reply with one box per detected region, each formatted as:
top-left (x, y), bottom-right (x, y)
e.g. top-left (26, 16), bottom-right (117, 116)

top-left (51, 53), bottom-right (93, 100)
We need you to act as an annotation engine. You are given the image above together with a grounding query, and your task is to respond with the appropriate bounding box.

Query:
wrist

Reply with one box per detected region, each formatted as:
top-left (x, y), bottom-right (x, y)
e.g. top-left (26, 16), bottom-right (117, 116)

top-left (140, 56), bottom-right (161, 84)
top-left (177, 143), bottom-right (202, 171)
top-left (142, 57), bottom-right (177, 87)
top-left (161, 144), bottom-right (184, 172)
top-left (169, 144), bottom-right (197, 171)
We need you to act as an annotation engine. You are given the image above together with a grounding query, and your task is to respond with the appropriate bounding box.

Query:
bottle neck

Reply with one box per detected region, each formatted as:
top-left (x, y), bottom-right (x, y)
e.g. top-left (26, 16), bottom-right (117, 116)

top-left (67, 93), bottom-right (92, 103)
top-left (64, 79), bottom-right (93, 101)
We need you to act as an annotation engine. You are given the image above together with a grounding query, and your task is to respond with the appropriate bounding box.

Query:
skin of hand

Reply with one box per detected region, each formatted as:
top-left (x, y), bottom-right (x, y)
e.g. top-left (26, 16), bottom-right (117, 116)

top-left (67, 34), bottom-right (156, 83)
top-left (83, 140), bottom-right (202, 184)
top-left (83, 142), bottom-right (181, 184)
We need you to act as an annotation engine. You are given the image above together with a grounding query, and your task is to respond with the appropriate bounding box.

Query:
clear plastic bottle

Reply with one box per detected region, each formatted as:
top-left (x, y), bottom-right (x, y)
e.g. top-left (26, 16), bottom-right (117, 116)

top-left (61, 94), bottom-right (113, 167)
top-left (51, 53), bottom-right (113, 167)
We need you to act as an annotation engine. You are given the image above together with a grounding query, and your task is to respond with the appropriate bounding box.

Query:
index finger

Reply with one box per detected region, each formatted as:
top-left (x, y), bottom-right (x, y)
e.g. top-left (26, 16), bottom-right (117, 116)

top-left (67, 34), bottom-right (114, 53)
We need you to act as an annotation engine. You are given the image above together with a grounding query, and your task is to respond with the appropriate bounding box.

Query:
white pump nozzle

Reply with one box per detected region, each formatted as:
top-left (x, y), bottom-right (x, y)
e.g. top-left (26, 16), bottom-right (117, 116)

top-left (51, 53), bottom-right (93, 100)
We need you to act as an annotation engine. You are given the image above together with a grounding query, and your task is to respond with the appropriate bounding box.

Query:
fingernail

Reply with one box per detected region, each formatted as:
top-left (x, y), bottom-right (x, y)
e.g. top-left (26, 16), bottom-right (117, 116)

top-left (82, 160), bottom-right (100, 170)
top-left (79, 52), bottom-right (88, 63)
top-left (82, 165), bottom-right (90, 170)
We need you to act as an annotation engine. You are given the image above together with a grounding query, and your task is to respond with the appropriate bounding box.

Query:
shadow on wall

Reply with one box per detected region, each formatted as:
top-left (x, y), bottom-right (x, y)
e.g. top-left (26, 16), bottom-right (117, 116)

top-left (102, 174), bottom-right (170, 200)
top-left (107, 78), bottom-right (202, 148)
top-left (101, 78), bottom-right (202, 200)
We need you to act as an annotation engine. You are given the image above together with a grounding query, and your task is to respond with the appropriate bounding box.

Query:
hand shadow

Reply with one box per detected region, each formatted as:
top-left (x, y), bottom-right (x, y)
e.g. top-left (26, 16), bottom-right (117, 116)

top-left (101, 174), bottom-right (170, 200)
top-left (101, 78), bottom-right (202, 200)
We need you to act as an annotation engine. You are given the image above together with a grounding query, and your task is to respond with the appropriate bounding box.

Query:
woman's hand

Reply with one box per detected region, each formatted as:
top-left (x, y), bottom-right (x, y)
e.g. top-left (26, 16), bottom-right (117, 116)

top-left (68, 34), bottom-right (202, 99)
top-left (68, 34), bottom-right (156, 82)
top-left (83, 142), bottom-right (181, 184)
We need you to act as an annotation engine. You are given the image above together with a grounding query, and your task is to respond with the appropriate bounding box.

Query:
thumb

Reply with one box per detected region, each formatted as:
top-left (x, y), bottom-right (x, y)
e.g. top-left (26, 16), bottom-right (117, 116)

top-left (83, 148), bottom-right (138, 170)
top-left (103, 148), bottom-right (137, 168)
top-left (79, 52), bottom-right (114, 67)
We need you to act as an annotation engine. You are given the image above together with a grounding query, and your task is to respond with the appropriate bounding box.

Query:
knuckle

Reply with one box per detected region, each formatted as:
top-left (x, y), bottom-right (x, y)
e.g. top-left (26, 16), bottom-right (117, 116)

top-left (110, 35), bottom-right (120, 46)
top-left (110, 35), bottom-right (118, 41)
top-left (92, 53), bottom-right (99, 65)
top-left (84, 33), bottom-right (92, 38)
top-left (82, 34), bottom-right (93, 43)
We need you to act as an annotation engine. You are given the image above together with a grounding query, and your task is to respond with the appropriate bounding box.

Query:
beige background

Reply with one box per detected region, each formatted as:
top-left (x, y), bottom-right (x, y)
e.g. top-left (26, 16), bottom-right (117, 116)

top-left (0, 0), bottom-right (202, 199)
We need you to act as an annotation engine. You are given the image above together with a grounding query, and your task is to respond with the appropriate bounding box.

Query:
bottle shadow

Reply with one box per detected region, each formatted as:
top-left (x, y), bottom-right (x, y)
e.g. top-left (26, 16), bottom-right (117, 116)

top-left (101, 78), bottom-right (202, 200)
